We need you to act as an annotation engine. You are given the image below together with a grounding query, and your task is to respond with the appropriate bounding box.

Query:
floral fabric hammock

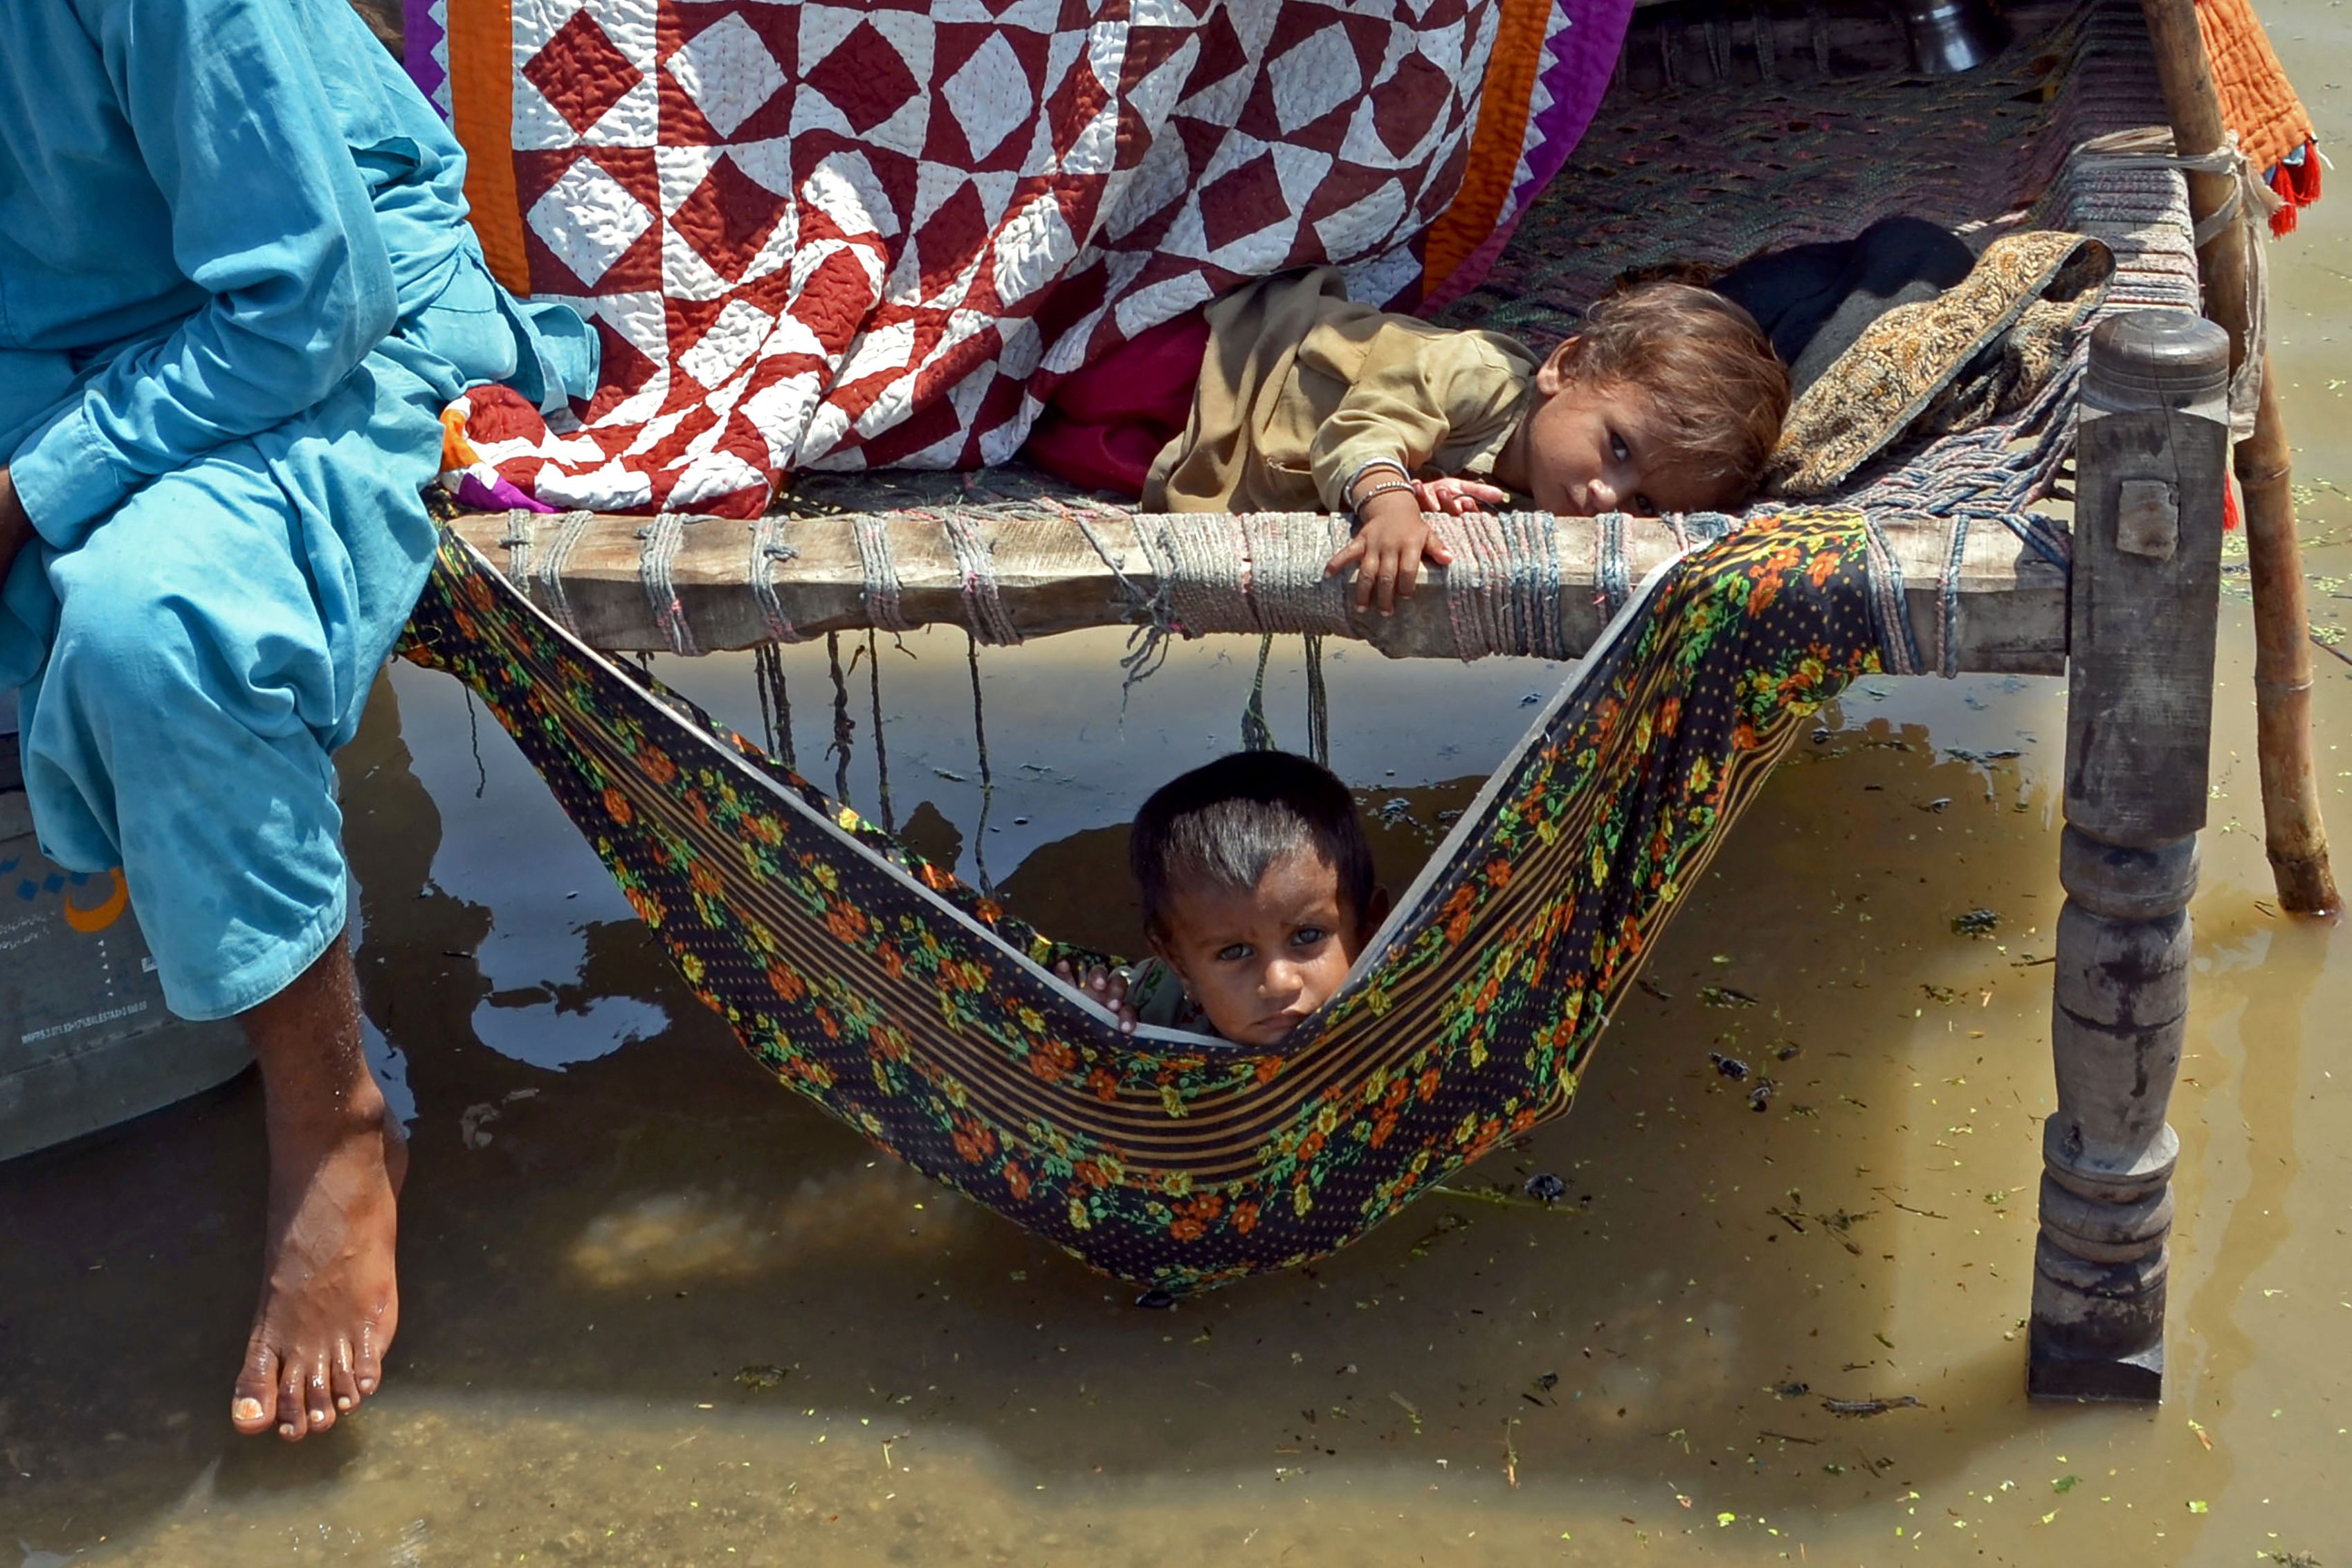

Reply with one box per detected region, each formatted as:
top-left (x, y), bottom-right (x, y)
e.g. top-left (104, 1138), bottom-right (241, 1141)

top-left (401, 509), bottom-right (1886, 1295)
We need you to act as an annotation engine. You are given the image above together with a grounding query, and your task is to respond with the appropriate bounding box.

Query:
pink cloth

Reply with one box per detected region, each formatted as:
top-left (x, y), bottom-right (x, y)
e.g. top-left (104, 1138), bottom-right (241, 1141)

top-left (1021, 310), bottom-right (1211, 499)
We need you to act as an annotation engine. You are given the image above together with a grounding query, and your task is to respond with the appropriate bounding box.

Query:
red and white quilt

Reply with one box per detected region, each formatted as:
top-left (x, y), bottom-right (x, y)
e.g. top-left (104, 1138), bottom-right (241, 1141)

top-left (417, 0), bottom-right (1628, 516)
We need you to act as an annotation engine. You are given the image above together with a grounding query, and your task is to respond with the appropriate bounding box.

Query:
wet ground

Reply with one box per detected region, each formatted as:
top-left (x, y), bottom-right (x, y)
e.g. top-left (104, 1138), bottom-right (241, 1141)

top-left (7, 15), bottom-right (2352, 1567)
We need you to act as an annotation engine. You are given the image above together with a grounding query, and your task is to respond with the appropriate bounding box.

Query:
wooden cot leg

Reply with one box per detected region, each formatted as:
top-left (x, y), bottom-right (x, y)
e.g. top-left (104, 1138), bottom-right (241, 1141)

top-left (2236, 358), bottom-right (2343, 913)
top-left (2029, 311), bottom-right (2230, 1401)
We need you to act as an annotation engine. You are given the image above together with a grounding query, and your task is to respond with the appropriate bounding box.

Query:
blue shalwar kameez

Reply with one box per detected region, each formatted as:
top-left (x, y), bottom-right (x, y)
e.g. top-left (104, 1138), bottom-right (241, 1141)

top-left (0, 0), bottom-right (594, 1019)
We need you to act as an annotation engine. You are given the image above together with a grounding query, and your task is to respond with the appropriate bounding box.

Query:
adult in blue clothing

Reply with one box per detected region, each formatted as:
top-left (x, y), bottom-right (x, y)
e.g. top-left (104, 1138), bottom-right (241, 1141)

top-left (0, 0), bottom-right (595, 1439)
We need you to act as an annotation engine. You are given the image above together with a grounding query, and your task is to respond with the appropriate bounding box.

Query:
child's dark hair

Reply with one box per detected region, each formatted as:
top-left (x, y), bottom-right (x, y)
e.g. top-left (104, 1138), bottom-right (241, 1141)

top-left (1558, 281), bottom-right (1790, 500)
top-left (1131, 751), bottom-right (1376, 936)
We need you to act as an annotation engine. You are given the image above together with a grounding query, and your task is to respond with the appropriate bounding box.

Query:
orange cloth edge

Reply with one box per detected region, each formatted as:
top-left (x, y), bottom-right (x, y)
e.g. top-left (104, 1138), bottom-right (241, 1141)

top-left (1421, 0), bottom-right (1553, 294)
top-left (2194, 0), bottom-right (2316, 178)
top-left (448, 0), bottom-right (531, 295)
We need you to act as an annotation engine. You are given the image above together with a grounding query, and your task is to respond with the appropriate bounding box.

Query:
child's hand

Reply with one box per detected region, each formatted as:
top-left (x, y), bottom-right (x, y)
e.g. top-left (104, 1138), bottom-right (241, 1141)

top-left (1055, 960), bottom-right (1139, 1033)
top-left (1326, 488), bottom-right (1456, 616)
top-left (1412, 475), bottom-right (1510, 516)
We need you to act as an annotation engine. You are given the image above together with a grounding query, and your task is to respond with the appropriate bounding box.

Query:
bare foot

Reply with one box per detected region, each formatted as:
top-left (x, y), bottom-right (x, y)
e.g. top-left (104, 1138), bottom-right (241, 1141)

top-left (228, 933), bottom-right (407, 1441)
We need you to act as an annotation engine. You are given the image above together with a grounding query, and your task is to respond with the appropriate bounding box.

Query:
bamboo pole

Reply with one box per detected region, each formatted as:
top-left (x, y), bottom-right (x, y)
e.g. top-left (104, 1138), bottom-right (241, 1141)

top-left (2236, 360), bottom-right (2341, 909)
top-left (2136, 0), bottom-right (2340, 913)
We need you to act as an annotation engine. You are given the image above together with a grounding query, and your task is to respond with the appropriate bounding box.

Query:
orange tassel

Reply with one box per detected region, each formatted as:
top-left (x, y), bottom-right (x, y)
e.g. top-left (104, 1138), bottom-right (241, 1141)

top-left (2224, 477), bottom-right (2241, 531)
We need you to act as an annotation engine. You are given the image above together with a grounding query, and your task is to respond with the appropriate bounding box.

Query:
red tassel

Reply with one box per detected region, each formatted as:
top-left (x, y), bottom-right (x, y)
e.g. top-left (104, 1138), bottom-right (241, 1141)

top-left (2224, 476), bottom-right (2241, 531)
top-left (2267, 140), bottom-right (2322, 236)
top-left (2289, 140), bottom-right (2322, 203)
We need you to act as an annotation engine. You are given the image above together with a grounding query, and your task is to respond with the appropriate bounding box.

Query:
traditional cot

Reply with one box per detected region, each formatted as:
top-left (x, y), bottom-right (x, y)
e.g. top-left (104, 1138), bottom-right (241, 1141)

top-left (391, 0), bottom-right (2329, 1402)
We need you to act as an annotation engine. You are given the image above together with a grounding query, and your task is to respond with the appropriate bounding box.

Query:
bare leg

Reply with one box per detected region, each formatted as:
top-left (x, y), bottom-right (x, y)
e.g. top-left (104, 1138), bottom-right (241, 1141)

top-left (228, 931), bottom-right (406, 1440)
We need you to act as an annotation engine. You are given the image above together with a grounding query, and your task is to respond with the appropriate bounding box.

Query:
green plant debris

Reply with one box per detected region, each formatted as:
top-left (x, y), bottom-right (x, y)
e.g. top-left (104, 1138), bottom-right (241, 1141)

top-left (1699, 985), bottom-right (1760, 1008)
top-left (734, 1365), bottom-right (789, 1390)
top-left (2052, 1475), bottom-right (2081, 1493)
top-left (1407, 1212), bottom-right (1472, 1258)
top-left (1821, 1395), bottom-right (1922, 1416)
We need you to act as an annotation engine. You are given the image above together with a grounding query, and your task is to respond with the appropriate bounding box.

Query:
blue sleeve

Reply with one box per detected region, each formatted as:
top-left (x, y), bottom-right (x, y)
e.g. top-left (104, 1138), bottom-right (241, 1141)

top-left (7, 0), bottom-right (399, 548)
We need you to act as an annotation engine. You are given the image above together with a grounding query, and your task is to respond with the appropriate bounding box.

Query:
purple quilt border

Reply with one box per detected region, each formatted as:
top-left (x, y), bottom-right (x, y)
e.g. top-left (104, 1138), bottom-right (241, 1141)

top-left (403, 0), bottom-right (448, 113)
top-left (1425, 0), bottom-right (1637, 312)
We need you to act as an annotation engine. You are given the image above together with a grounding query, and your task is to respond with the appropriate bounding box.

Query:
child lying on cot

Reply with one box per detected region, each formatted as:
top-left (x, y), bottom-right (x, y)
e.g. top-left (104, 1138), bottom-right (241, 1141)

top-left (1055, 750), bottom-right (1387, 1046)
top-left (1023, 268), bottom-right (1792, 614)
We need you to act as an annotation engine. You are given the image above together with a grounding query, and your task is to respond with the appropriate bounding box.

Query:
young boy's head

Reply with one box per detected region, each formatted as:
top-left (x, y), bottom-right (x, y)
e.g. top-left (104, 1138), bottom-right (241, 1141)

top-left (1517, 281), bottom-right (1789, 518)
top-left (1130, 751), bottom-right (1387, 1047)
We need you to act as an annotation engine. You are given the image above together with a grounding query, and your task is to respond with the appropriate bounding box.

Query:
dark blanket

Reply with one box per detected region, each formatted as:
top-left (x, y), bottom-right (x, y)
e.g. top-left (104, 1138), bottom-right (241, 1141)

top-left (1713, 216), bottom-right (1978, 396)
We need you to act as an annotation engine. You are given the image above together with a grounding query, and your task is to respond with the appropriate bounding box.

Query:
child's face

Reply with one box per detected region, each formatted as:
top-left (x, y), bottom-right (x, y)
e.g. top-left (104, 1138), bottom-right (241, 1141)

top-left (1522, 358), bottom-right (1740, 518)
top-left (1151, 849), bottom-right (1373, 1047)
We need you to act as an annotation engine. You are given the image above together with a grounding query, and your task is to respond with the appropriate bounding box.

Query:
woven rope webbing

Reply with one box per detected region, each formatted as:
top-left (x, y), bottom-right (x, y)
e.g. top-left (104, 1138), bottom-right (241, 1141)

top-left (1430, 511), bottom-right (1572, 662)
top-left (638, 512), bottom-right (700, 657)
top-left (1142, 514), bottom-right (1358, 639)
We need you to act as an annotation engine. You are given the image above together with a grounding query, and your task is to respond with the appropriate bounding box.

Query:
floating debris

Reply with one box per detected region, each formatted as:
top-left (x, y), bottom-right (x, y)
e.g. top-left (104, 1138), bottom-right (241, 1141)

top-left (1407, 1211), bottom-right (1473, 1258)
top-left (1951, 908), bottom-right (2003, 938)
top-left (1522, 1172), bottom-right (1567, 1203)
top-left (1766, 1199), bottom-right (1871, 1254)
top-left (1709, 1052), bottom-right (1751, 1081)
top-left (1772, 1381), bottom-right (1810, 1399)
top-left (1699, 985), bottom-right (1760, 1008)
top-left (1773, 1041), bottom-right (1803, 1061)
top-left (1637, 977), bottom-right (1674, 1001)
top-left (1135, 1288), bottom-right (1178, 1310)
top-left (1376, 796), bottom-right (1415, 823)
top-left (734, 1364), bottom-right (789, 1390)
top-left (1821, 1395), bottom-right (1922, 1417)
top-left (1747, 1079), bottom-right (1776, 1113)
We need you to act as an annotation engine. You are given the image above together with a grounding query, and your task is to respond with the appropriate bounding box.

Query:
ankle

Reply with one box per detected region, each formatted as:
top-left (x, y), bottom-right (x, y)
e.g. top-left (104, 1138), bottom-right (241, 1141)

top-left (265, 1076), bottom-right (392, 1145)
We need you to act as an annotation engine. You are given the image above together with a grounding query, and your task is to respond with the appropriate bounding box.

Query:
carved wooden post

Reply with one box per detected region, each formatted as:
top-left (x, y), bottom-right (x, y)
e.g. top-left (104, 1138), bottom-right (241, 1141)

top-left (2030, 311), bottom-right (2229, 1401)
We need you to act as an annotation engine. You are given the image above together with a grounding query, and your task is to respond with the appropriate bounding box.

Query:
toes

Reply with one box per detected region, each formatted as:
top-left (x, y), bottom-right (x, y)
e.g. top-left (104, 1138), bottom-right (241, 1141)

top-left (277, 1362), bottom-right (309, 1441)
top-left (354, 1322), bottom-right (383, 1398)
top-left (331, 1340), bottom-right (363, 1416)
top-left (232, 1340), bottom-right (280, 1436)
top-left (302, 1358), bottom-right (338, 1433)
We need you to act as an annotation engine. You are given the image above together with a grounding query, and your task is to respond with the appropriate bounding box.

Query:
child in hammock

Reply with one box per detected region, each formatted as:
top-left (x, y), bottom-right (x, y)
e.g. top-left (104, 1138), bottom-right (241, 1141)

top-left (1023, 268), bottom-right (1791, 616)
top-left (1055, 750), bottom-right (1387, 1047)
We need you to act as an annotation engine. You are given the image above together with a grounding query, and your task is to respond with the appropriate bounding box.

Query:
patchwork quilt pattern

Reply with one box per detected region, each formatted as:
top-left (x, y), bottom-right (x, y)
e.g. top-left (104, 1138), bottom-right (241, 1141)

top-left (406, 0), bottom-right (1634, 515)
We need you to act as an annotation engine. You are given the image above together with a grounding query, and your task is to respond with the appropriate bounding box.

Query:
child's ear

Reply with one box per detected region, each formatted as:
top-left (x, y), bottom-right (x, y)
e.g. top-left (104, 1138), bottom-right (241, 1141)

top-left (1360, 884), bottom-right (1394, 939)
top-left (1147, 925), bottom-right (1187, 983)
top-left (1534, 337), bottom-right (1577, 398)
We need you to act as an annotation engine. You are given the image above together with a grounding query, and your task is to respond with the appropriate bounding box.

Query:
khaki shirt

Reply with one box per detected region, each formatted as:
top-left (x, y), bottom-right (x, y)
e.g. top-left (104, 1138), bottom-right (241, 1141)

top-left (1142, 268), bottom-right (1538, 515)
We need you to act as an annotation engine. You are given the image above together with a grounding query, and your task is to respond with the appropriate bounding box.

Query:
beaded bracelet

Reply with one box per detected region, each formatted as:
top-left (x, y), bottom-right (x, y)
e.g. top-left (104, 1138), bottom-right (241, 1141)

top-left (1343, 456), bottom-right (1412, 498)
top-left (1351, 478), bottom-right (1418, 507)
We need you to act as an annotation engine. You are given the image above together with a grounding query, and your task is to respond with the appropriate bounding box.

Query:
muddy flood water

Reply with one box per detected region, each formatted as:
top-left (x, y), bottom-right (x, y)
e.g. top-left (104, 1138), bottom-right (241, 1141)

top-left (8, 21), bottom-right (2352, 1568)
